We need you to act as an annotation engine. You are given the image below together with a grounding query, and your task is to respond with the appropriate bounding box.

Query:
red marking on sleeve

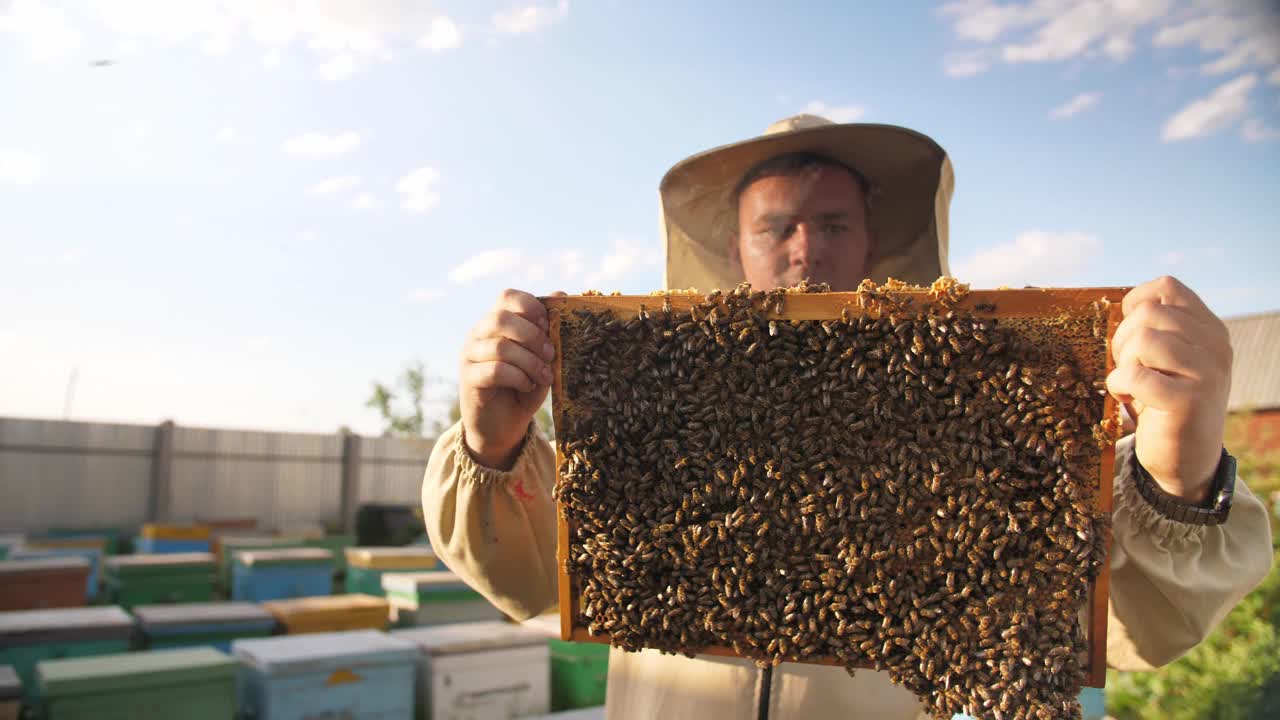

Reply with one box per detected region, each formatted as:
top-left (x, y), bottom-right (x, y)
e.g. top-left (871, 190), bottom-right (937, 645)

top-left (512, 478), bottom-right (535, 502)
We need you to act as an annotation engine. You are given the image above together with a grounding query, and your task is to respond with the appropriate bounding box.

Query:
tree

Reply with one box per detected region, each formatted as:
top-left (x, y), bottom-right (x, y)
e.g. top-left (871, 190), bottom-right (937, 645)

top-left (366, 360), bottom-right (434, 438)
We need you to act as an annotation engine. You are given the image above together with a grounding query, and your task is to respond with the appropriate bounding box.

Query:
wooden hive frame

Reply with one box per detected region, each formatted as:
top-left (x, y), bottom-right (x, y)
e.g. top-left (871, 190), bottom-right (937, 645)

top-left (545, 287), bottom-right (1126, 688)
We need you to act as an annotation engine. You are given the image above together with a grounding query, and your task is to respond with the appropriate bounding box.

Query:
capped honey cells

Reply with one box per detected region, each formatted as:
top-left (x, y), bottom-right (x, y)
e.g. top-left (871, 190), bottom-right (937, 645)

top-left (552, 279), bottom-right (1118, 720)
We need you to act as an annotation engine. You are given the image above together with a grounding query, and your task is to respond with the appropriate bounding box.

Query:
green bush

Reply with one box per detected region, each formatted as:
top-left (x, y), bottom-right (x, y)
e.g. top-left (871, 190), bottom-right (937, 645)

top-left (1107, 416), bottom-right (1280, 720)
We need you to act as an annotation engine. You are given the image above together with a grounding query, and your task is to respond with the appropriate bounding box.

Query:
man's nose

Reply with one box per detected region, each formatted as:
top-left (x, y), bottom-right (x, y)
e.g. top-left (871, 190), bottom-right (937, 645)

top-left (789, 222), bottom-right (821, 268)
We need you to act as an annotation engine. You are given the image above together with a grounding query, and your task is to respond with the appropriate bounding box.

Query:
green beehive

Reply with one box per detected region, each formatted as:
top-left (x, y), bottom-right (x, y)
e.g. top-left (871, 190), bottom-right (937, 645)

top-left (524, 614), bottom-right (609, 711)
top-left (0, 607), bottom-right (135, 707)
top-left (0, 665), bottom-right (21, 720)
top-left (37, 647), bottom-right (235, 720)
top-left (103, 553), bottom-right (215, 609)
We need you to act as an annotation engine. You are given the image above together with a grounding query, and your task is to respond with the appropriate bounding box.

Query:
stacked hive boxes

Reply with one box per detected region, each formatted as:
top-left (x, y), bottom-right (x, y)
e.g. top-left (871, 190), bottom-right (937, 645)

top-left (391, 621), bottom-right (551, 720)
top-left (263, 595), bottom-right (390, 635)
top-left (103, 553), bottom-right (216, 608)
top-left (36, 648), bottom-right (236, 720)
top-left (233, 630), bottom-right (417, 719)
top-left (0, 558), bottom-right (90, 611)
top-left (523, 614), bottom-right (609, 712)
top-left (345, 547), bottom-right (439, 596)
top-left (134, 524), bottom-right (211, 554)
top-left (231, 548), bottom-right (335, 602)
top-left (382, 571), bottom-right (502, 627)
top-left (133, 602), bottom-right (276, 652)
top-left (0, 607), bottom-right (134, 708)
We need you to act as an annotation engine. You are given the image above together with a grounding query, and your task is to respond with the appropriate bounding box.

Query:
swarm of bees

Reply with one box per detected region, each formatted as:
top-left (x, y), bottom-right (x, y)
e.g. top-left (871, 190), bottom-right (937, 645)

top-left (554, 279), bottom-right (1115, 720)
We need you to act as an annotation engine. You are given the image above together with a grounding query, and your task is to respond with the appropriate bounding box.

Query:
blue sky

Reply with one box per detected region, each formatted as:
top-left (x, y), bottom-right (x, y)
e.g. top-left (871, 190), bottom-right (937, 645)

top-left (1, 0), bottom-right (1278, 434)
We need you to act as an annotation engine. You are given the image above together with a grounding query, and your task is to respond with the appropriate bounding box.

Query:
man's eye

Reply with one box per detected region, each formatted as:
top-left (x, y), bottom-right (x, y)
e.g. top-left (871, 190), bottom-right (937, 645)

top-left (821, 223), bottom-right (849, 234)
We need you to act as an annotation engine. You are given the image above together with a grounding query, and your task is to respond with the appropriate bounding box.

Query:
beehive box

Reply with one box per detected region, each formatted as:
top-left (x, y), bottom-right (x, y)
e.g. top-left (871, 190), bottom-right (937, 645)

top-left (44, 529), bottom-right (123, 555)
top-left (9, 548), bottom-right (102, 603)
top-left (382, 571), bottom-right (503, 627)
top-left (37, 647), bottom-right (235, 720)
top-left (524, 708), bottom-right (606, 720)
top-left (103, 553), bottom-right (216, 609)
top-left (523, 613), bottom-right (609, 712)
top-left (546, 282), bottom-right (1124, 719)
top-left (0, 534), bottom-right (22, 561)
top-left (0, 607), bottom-right (135, 706)
top-left (133, 602), bottom-right (277, 652)
top-left (214, 535), bottom-right (305, 590)
top-left (233, 630), bottom-right (417, 720)
top-left (345, 547), bottom-right (440, 596)
top-left (0, 558), bottom-right (91, 611)
top-left (391, 621), bottom-right (550, 720)
top-left (263, 594), bottom-right (390, 635)
top-left (231, 548), bottom-right (335, 602)
top-left (0, 665), bottom-right (21, 720)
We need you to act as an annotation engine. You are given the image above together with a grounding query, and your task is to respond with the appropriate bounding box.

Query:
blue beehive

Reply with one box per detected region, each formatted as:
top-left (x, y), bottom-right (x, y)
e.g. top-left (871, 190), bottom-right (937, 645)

top-left (9, 548), bottom-right (102, 603)
top-left (233, 630), bottom-right (417, 720)
top-left (231, 548), bottom-right (334, 602)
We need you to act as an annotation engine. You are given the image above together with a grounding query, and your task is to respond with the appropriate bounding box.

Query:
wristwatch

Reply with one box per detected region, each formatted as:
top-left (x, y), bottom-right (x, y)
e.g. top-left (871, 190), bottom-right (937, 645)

top-left (1132, 447), bottom-right (1236, 526)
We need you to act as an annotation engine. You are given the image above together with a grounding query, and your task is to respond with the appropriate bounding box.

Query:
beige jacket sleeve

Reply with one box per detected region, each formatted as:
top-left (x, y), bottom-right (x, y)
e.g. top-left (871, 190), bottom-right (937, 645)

top-left (1106, 433), bottom-right (1274, 670)
top-left (421, 420), bottom-right (559, 621)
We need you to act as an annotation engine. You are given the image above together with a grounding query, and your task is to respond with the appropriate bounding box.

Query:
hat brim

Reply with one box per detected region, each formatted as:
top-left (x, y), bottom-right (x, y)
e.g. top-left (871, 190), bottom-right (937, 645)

top-left (660, 123), bottom-right (952, 291)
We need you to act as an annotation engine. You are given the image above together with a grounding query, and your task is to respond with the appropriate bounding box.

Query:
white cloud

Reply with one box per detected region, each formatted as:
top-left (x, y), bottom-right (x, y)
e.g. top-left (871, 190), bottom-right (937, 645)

top-left (419, 16), bottom-right (461, 51)
top-left (1154, 6), bottom-right (1280, 76)
top-left (1241, 117), bottom-right (1280, 143)
top-left (951, 230), bottom-right (1102, 289)
top-left (942, 50), bottom-right (990, 77)
top-left (1000, 0), bottom-right (1171, 63)
top-left (450, 249), bottom-right (525, 285)
top-left (935, 0), bottom-right (1280, 79)
top-left (584, 239), bottom-right (663, 286)
top-left (61, 249), bottom-right (82, 265)
top-left (318, 52), bottom-right (357, 81)
top-left (409, 288), bottom-right (446, 302)
top-left (352, 192), bottom-right (379, 210)
top-left (309, 176), bottom-right (363, 195)
top-left (940, 0), bottom-right (1171, 67)
top-left (397, 166), bottom-right (441, 213)
top-left (1157, 250), bottom-right (1185, 266)
top-left (0, 0), bottom-right (82, 61)
top-left (448, 241), bottom-right (660, 290)
top-left (0, 147), bottom-right (43, 185)
top-left (262, 48), bottom-right (282, 68)
top-left (282, 131), bottom-right (361, 157)
top-left (1049, 91), bottom-right (1101, 119)
top-left (492, 0), bottom-right (569, 35)
top-left (1161, 74), bottom-right (1256, 142)
top-left (214, 127), bottom-right (237, 143)
top-left (802, 100), bottom-right (866, 124)
top-left (5, 1), bottom-right (458, 66)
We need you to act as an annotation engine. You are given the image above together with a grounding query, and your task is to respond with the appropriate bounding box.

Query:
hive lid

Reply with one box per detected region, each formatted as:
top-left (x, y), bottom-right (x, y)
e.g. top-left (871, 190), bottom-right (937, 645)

top-left (133, 602), bottom-right (273, 627)
top-left (263, 594), bottom-right (387, 618)
top-left (38, 647), bottom-right (235, 697)
top-left (235, 548), bottom-right (333, 566)
top-left (0, 557), bottom-right (90, 575)
top-left (105, 552), bottom-right (215, 573)
top-left (0, 665), bottom-right (20, 700)
top-left (0, 606), bottom-right (134, 645)
top-left (391, 621), bottom-right (546, 655)
top-left (345, 546), bottom-right (438, 569)
top-left (233, 630), bottom-right (416, 673)
top-left (379, 571), bottom-right (470, 593)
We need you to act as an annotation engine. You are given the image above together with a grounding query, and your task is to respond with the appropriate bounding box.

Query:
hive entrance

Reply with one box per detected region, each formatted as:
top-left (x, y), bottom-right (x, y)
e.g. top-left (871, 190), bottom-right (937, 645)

top-left (547, 280), bottom-right (1123, 720)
